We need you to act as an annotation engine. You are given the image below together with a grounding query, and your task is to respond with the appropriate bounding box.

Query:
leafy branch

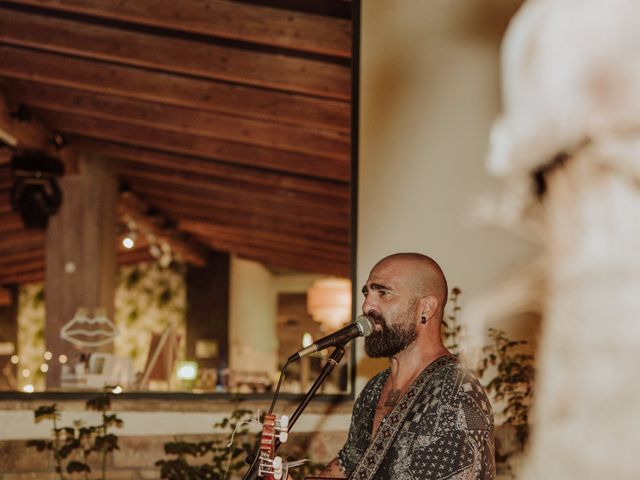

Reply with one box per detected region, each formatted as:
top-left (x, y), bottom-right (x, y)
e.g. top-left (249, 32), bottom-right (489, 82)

top-left (27, 388), bottom-right (124, 479)
top-left (477, 328), bottom-right (535, 454)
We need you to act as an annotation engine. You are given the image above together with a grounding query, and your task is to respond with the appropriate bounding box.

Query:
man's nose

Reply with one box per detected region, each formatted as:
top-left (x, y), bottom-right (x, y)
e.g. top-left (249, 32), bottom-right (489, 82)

top-left (362, 295), bottom-right (376, 315)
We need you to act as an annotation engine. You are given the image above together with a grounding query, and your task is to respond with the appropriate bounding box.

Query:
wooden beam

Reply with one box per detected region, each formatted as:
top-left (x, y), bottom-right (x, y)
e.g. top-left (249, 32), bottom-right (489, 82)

top-left (0, 90), bottom-right (48, 148)
top-left (0, 8), bottom-right (351, 99)
top-left (123, 181), bottom-right (349, 240)
top-left (0, 248), bottom-right (155, 287)
top-left (0, 148), bottom-right (10, 165)
top-left (0, 229), bottom-right (45, 253)
top-left (2, 80), bottom-right (350, 161)
top-left (118, 191), bottom-right (208, 267)
top-left (35, 109), bottom-right (349, 181)
top-left (0, 257), bottom-right (43, 277)
top-left (141, 194), bottom-right (349, 245)
top-left (0, 46), bottom-right (350, 131)
top-left (115, 162), bottom-right (349, 216)
top-left (0, 165), bottom-right (12, 189)
top-left (180, 220), bottom-right (349, 264)
top-left (132, 188), bottom-right (349, 240)
top-left (0, 213), bottom-right (25, 233)
top-left (116, 247), bottom-right (154, 266)
top-left (0, 287), bottom-right (11, 306)
top-left (0, 246), bottom-right (42, 266)
top-left (0, 269), bottom-right (44, 286)
top-left (5, 0), bottom-right (352, 57)
top-left (194, 235), bottom-right (349, 276)
top-left (70, 138), bottom-right (349, 199)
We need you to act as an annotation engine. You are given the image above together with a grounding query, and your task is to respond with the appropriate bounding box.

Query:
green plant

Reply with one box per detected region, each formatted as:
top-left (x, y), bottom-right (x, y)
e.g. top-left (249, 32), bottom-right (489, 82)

top-left (27, 388), bottom-right (124, 479)
top-left (156, 407), bottom-right (323, 480)
top-left (156, 408), bottom-right (255, 480)
top-left (442, 288), bottom-right (536, 471)
top-left (442, 287), bottom-right (462, 355)
top-left (477, 328), bottom-right (535, 456)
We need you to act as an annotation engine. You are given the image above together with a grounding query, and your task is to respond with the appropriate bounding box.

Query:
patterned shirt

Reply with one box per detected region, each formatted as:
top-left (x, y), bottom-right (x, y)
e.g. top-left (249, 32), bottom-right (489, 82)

top-left (338, 355), bottom-right (495, 480)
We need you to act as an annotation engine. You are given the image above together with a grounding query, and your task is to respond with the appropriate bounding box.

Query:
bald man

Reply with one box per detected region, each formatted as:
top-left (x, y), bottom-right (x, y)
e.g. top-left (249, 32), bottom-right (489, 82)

top-left (320, 253), bottom-right (495, 480)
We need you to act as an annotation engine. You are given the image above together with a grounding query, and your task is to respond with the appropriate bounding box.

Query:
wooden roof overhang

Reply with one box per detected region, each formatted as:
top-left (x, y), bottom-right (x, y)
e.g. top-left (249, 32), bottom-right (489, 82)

top-left (0, 0), bottom-right (355, 294)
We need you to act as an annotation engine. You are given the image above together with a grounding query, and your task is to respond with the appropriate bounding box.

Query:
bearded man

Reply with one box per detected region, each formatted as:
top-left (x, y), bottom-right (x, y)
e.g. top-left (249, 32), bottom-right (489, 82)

top-left (320, 253), bottom-right (495, 480)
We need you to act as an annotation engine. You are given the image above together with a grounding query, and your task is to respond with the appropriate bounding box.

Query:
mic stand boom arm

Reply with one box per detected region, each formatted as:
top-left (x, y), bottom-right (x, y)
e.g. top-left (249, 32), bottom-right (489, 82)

top-left (242, 346), bottom-right (346, 480)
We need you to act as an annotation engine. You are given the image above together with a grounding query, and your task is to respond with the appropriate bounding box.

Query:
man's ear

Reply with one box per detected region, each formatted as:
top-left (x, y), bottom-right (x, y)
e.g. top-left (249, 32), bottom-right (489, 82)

top-left (420, 295), bottom-right (439, 321)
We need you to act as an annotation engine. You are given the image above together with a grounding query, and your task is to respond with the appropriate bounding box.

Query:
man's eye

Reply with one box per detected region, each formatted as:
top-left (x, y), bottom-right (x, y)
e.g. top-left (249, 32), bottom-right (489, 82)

top-left (379, 290), bottom-right (388, 296)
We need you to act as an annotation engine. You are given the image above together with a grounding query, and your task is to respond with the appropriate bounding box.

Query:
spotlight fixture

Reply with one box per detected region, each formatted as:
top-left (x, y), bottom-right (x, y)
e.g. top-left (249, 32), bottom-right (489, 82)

top-left (10, 152), bottom-right (64, 229)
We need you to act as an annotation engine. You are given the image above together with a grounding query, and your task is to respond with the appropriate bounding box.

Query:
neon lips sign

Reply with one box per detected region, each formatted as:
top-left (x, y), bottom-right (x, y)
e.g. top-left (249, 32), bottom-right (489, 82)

top-left (60, 312), bottom-right (120, 347)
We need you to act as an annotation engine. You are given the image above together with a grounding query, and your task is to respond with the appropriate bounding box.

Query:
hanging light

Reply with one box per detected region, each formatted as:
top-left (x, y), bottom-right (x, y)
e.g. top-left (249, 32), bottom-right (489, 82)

top-left (307, 278), bottom-right (352, 332)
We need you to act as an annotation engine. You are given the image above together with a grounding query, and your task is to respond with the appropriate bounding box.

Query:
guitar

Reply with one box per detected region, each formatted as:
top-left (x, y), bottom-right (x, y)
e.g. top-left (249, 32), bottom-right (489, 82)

top-left (257, 413), bottom-right (289, 479)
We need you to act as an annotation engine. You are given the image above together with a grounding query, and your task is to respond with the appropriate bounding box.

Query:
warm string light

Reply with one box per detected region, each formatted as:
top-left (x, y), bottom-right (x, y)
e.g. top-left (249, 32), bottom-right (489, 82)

top-left (121, 220), bottom-right (138, 249)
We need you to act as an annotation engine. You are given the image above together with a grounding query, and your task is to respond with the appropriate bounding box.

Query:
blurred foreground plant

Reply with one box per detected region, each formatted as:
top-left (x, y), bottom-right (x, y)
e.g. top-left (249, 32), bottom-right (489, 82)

top-left (477, 328), bottom-right (535, 454)
top-left (156, 407), bottom-right (323, 480)
top-left (27, 388), bottom-right (123, 479)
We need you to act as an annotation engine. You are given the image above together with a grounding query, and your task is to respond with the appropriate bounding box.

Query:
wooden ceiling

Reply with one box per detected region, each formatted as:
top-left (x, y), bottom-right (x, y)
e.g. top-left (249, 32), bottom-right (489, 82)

top-left (0, 0), bottom-right (354, 292)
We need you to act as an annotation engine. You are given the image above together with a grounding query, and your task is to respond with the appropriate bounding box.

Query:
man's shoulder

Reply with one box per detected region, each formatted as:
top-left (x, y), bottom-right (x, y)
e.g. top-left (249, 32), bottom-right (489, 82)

top-left (449, 361), bottom-right (494, 421)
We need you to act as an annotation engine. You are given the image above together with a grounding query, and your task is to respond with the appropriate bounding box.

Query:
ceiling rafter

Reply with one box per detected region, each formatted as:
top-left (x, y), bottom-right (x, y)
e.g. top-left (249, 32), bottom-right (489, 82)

top-left (0, 8), bottom-right (351, 99)
top-left (118, 191), bottom-right (209, 267)
top-left (2, 80), bottom-right (350, 160)
top-left (0, 46), bottom-right (350, 131)
top-left (35, 109), bottom-right (349, 180)
top-left (3, 0), bottom-right (352, 57)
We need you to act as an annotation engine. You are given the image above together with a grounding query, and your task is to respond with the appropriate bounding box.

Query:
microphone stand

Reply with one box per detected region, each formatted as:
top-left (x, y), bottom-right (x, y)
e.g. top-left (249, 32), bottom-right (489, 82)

top-left (242, 345), bottom-right (346, 480)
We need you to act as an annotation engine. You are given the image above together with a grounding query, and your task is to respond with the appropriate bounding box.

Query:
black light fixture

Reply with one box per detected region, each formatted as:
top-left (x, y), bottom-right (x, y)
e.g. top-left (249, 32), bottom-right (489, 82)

top-left (10, 152), bottom-right (64, 229)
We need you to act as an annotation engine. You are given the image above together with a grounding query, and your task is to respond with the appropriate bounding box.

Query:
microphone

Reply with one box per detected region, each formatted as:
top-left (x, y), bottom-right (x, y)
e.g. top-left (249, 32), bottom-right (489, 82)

top-left (288, 315), bottom-right (374, 362)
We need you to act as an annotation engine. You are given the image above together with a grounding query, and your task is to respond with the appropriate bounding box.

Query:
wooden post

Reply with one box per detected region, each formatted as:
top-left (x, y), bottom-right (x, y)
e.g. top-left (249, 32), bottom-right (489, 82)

top-left (44, 155), bottom-right (117, 388)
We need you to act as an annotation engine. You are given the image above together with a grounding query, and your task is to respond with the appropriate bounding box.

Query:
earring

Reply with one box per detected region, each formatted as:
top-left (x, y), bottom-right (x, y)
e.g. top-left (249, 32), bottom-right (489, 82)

top-left (421, 317), bottom-right (427, 324)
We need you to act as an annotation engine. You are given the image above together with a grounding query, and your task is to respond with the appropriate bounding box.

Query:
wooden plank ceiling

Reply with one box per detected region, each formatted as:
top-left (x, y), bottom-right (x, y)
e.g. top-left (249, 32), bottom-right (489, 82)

top-left (0, 0), bottom-right (353, 291)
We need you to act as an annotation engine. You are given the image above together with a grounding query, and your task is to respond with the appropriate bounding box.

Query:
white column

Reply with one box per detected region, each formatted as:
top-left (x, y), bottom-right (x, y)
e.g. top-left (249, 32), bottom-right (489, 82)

top-left (523, 145), bottom-right (640, 479)
top-left (228, 256), bottom-right (278, 378)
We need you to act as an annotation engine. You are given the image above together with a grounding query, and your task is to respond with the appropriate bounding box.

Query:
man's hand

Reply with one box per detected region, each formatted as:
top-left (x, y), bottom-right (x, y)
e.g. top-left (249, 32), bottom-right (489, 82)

top-left (314, 457), bottom-right (348, 479)
top-left (285, 457), bottom-right (347, 480)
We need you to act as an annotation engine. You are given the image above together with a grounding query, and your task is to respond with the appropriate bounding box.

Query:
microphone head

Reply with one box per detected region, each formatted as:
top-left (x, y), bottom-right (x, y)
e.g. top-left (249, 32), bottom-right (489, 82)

top-left (355, 315), bottom-right (375, 337)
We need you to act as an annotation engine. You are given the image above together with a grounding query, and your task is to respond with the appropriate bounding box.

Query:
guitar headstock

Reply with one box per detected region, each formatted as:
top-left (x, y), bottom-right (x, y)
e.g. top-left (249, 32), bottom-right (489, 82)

top-left (258, 413), bottom-right (289, 479)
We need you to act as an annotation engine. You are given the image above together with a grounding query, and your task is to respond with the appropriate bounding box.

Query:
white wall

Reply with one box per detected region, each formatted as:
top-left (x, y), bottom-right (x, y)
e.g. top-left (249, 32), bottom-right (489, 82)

top-left (357, 0), bottom-right (537, 381)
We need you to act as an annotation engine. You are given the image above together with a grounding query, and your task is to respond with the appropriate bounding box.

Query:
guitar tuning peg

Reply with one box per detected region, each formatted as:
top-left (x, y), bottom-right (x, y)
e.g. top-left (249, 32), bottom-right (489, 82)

top-left (278, 431), bottom-right (288, 443)
top-left (272, 456), bottom-right (283, 480)
top-left (279, 415), bottom-right (289, 428)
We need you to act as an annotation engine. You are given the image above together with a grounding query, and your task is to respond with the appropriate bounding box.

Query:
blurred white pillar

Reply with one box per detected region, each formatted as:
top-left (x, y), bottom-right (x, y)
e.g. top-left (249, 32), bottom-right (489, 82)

top-left (228, 256), bottom-right (278, 378)
top-left (526, 145), bottom-right (640, 479)
top-left (487, 0), bottom-right (640, 477)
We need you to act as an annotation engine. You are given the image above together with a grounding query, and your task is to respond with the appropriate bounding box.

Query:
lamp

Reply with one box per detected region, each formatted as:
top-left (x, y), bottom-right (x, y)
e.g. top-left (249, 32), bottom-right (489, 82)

top-left (10, 152), bottom-right (64, 229)
top-left (306, 277), bottom-right (352, 331)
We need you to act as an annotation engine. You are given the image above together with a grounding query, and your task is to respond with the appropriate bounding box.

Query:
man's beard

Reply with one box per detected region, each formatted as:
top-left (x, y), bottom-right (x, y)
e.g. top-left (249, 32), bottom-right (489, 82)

top-left (364, 308), bottom-right (418, 358)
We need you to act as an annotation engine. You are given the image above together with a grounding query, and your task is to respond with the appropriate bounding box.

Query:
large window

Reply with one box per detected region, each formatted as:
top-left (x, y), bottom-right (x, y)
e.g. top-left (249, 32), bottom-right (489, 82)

top-left (0, 0), bottom-right (358, 399)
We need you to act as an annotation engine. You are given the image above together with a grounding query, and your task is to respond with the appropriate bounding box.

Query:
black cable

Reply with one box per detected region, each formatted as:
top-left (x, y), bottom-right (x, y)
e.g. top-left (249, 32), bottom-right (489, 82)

top-left (268, 357), bottom-right (292, 415)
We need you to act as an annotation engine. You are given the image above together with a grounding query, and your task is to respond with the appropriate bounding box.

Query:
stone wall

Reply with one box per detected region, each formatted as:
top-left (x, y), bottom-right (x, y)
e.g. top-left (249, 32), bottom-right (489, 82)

top-left (0, 397), bottom-right (351, 479)
top-left (0, 432), bottom-right (348, 480)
